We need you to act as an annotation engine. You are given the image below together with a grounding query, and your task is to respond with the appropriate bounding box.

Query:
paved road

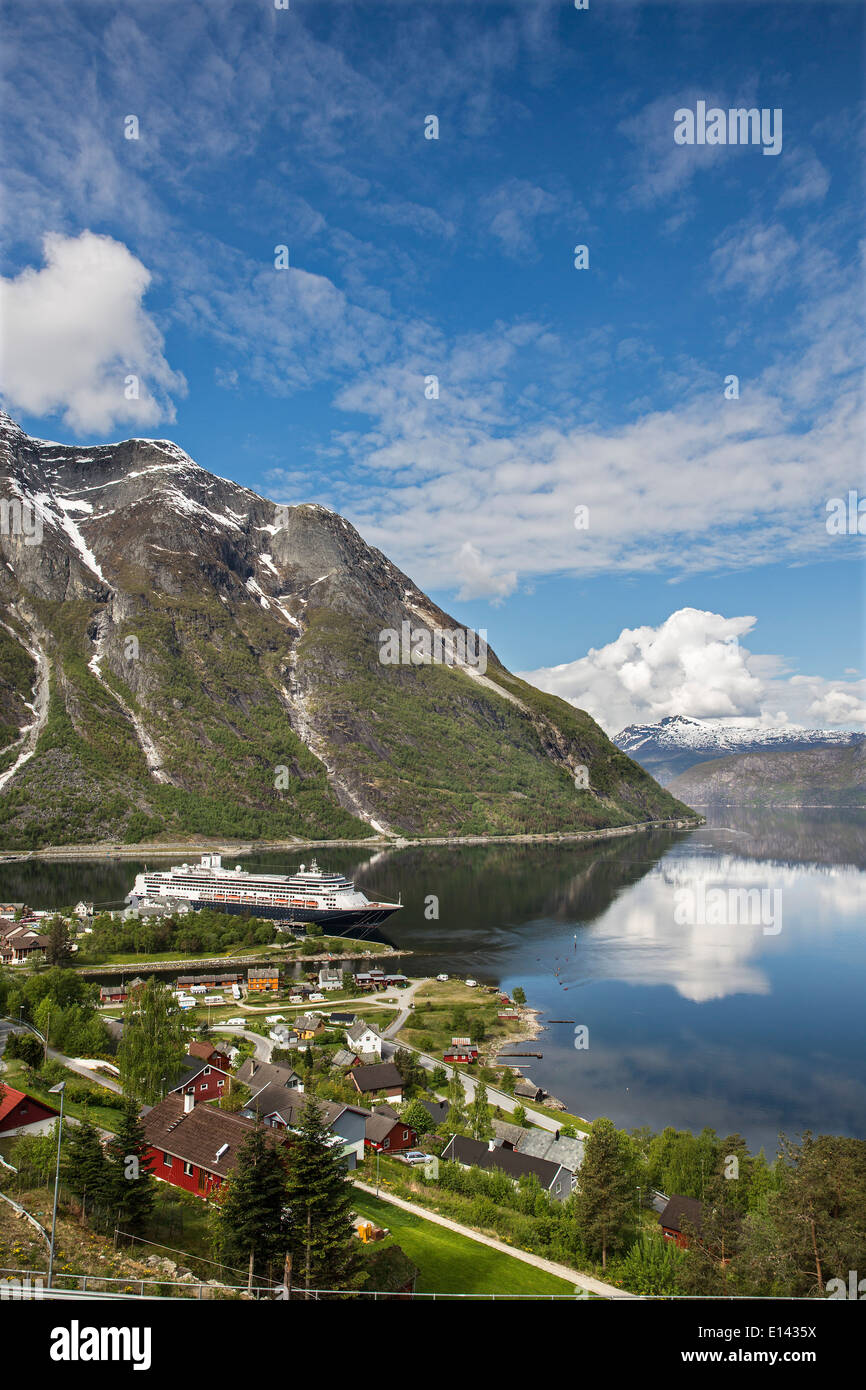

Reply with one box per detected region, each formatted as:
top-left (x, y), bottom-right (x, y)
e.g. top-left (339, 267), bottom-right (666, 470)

top-left (378, 1032), bottom-right (565, 1134)
top-left (353, 1180), bottom-right (634, 1299)
top-left (210, 1025), bottom-right (274, 1061)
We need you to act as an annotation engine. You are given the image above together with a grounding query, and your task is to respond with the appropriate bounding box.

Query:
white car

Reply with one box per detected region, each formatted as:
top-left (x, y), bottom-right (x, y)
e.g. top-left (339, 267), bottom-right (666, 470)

top-left (436, 973), bottom-right (449, 982)
top-left (465, 978), bottom-right (478, 988)
top-left (309, 992), bottom-right (325, 1003)
top-left (402, 1150), bottom-right (429, 1166)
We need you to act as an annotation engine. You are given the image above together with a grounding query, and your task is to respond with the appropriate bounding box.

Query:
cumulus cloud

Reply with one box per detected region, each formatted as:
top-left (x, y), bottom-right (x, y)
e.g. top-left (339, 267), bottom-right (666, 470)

top-left (519, 607), bottom-right (866, 734)
top-left (0, 231), bottom-right (184, 433)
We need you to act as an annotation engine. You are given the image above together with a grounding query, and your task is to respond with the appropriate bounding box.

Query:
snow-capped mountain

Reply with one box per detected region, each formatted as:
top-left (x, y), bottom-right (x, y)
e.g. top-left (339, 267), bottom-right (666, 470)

top-left (614, 715), bottom-right (865, 785)
top-left (0, 412), bottom-right (692, 848)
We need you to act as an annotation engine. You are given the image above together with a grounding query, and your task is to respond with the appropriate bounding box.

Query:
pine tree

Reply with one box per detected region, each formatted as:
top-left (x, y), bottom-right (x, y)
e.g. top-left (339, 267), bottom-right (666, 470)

top-left (106, 1100), bottom-right (155, 1235)
top-left (63, 1117), bottom-right (112, 1225)
top-left (45, 916), bottom-right (73, 967)
top-left (574, 1116), bottom-right (638, 1269)
top-left (284, 1097), bottom-right (362, 1297)
top-left (216, 1124), bottom-right (291, 1286)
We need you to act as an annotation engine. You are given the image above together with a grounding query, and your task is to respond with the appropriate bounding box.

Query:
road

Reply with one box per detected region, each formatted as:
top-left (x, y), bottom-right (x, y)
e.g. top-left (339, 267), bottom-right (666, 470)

top-left (353, 1180), bottom-right (634, 1299)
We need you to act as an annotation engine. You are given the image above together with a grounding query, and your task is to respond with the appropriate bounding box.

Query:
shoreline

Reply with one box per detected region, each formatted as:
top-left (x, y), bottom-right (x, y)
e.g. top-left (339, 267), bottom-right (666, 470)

top-left (0, 816), bottom-right (702, 864)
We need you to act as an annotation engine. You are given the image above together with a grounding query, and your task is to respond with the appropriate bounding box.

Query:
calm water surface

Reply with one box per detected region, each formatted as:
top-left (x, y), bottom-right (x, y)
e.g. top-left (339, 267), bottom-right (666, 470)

top-left (2, 809), bottom-right (863, 1154)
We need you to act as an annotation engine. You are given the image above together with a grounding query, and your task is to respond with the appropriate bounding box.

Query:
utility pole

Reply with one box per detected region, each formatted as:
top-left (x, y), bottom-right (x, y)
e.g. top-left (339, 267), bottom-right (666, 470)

top-left (47, 1081), bottom-right (66, 1289)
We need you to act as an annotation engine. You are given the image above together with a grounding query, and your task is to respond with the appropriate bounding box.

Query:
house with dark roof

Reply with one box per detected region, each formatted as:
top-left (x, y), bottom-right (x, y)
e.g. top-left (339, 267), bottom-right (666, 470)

top-left (167, 1052), bottom-right (232, 1104)
top-left (659, 1195), bottom-right (704, 1249)
top-left (236, 1058), bottom-right (304, 1093)
top-left (515, 1129), bottom-right (585, 1184)
top-left (419, 1098), bottom-right (450, 1129)
top-left (365, 1111), bottom-right (417, 1154)
top-left (240, 1086), bottom-right (369, 1167)
top-left (491, 1118), bottom-right (524, 1150)
top-left (141, 1093), bottom-right (283, 1199)
top-left (441, 1134), bottom-right (573, 1202)
top-left (348, 1062), bottom-right (404, 1103)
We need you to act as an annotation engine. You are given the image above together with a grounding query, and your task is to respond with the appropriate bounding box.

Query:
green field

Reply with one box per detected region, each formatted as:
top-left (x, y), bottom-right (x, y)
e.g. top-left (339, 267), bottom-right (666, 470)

top-left (350, 1190), bottom-right (578, 1298)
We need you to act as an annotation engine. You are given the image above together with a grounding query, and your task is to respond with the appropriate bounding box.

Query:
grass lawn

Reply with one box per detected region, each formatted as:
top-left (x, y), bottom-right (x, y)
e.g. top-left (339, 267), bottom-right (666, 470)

top-left (350, 1190), bottom-right (577, 1298)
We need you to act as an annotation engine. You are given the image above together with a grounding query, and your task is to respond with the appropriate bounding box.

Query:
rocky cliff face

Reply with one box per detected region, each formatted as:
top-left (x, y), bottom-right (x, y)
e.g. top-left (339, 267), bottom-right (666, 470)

top-left (0, 412), bottom-right (692, 848)
top-left (667, 744), bottom-right (866, 808)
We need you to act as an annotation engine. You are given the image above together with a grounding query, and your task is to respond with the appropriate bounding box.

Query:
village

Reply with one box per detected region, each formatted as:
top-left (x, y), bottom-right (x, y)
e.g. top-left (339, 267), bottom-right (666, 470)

top-left (0, 896), bottom-right (859, 1304)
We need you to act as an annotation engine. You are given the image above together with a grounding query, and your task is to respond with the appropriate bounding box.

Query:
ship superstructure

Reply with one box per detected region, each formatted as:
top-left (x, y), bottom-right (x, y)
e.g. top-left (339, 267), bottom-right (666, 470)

top-left (128, 854), bottom-right (401, 927)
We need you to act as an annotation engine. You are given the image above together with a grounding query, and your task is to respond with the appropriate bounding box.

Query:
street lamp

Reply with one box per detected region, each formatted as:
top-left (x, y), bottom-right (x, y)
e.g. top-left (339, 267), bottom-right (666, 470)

top-left (47, 1082), bottom-right (66, 1289)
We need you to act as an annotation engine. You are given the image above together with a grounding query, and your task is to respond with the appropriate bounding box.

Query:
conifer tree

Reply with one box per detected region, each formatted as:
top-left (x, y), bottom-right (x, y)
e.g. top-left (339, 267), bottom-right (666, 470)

top-left (106, 1100), bottom-right (155, 1234)
top-left (63, 1117), bottom-right (112, 1225)
top-left (574, 1116), bottom-right (638, 1269)
top-left (216, 1123), bottom-right (291, 1285)
top-left (284, 1097), bottom-right (362, 1297)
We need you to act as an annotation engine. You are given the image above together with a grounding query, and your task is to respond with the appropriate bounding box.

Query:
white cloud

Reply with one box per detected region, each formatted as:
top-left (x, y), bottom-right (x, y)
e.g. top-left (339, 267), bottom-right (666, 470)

top-left (518, 607), bottom-right (866, 734)
top-left (0, 231), bottom-right (184, 433)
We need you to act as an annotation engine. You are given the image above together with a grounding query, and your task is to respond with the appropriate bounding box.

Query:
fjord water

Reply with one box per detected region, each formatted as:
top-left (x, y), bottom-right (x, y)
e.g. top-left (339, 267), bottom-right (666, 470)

top-left (2, 809), bottom-right (863, 1155)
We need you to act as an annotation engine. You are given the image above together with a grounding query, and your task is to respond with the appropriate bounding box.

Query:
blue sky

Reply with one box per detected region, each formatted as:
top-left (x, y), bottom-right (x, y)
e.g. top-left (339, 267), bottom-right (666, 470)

top-left (0, 0), bottom-right (864, 733)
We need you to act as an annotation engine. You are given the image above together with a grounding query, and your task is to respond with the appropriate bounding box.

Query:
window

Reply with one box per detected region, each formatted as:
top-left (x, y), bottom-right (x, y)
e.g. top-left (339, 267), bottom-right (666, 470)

top-left (403, 1131), bottom-right (409, 1141)
top-left (200, 1083), bottom-right (208, 1091)
top-left (217, 1079), bottom-right (225, 1088)
top-left (186, 1086), bottom-right (194, 1094)
top-left (383, 1138), bottom-right (390, 1148)
top-left (204, 1066), bottom-right (211, 1075)
top-left (183, 1161), bottom-right (194, 1177)
top-left (163, 1153), bottom-right (172, 1167)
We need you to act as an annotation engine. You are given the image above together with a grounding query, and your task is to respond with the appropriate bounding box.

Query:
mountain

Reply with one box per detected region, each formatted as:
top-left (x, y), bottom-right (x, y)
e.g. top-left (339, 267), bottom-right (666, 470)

top-left (614, 715), bottom-right (865, 786)
top-left (667, 743), bottom-right (866, 808)
top-left (0, 412), bottom-right (693, 849)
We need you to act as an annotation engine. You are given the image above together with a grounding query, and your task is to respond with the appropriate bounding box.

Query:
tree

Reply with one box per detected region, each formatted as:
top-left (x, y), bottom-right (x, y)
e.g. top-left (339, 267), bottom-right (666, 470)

top-left (429, 1066), bottom-right (447, 1088)
top-left (512, 986), bottom-right (526, 1007)
top-left (468, 1080), bottom-right (493, 1142)
top-left (216, 1124), bottom-right (291, 1286)
top-left (738, 1133), bottom-right (866, 1296)
top-left (400, 1099), bottom-right (434, 1140)
top-left (63, 1117), bottom-right (113, 1224)
top-left (4, 1030), bottom-right (43, 1069)
top-left (283, 1097), bottom-right (362, 1297)
top-left (445, 1071), bottom-right (468, 1134)
top-left (512, 1104), bottom-right (527, 1127)
top-left (574, 1116), bottom-right (638, 1269)
top-left (44, 916), bottom-right (74, 967)
top-left (393, 1048), bottom-right (423, 1094)
top-left (105, 1101), bottom-right (155, 1234)
top-left (118, 978), bottom-right (188, 1105)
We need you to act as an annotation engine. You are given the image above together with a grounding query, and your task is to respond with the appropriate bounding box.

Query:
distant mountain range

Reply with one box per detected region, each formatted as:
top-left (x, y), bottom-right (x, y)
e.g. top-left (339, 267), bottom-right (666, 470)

top-left (614, 715), bottom-right (865, 786)
top-left (0, 412), bottom-right (692, 849)
top-left (668, 743), bottom-right (866, 809)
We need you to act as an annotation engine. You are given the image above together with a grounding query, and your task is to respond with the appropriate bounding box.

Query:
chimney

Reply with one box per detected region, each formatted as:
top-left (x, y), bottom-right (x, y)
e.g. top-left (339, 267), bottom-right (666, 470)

top-left (183, 1092), bottom-right (195, 1113)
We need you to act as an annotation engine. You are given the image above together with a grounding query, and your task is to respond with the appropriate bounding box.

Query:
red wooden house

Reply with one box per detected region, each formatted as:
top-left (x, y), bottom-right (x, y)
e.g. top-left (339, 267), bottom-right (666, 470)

top-left (443, 1037), bottom-right (479, 1064)
top-left (167, 1049), bottom-right (233, 1103)
top-left (140, 1093), bottom-right (287, 1199)
top-left (659, 1195), bottom-right (703, 1250)
top-left (0, 1085), bottom-right (60, 1135)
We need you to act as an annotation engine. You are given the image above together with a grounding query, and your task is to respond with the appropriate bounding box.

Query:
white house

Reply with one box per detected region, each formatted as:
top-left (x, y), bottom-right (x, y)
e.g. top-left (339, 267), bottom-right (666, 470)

top-left (346, 1019), bottom-right (383, 1058)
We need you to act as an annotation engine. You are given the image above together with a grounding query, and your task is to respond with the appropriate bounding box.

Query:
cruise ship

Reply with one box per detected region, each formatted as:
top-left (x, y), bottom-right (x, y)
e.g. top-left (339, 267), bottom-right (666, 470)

top-left (127, 854), bottom-right (402, 928)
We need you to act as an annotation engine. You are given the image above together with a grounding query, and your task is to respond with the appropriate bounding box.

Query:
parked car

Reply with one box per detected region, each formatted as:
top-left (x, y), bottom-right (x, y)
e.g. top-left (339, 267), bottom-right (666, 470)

top-left (465, 978), bottom-right (478, 988)
top-left (436, 973), bottom-right (449, 982)
top-left (401, 1150), bottom-right (429, 1166)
